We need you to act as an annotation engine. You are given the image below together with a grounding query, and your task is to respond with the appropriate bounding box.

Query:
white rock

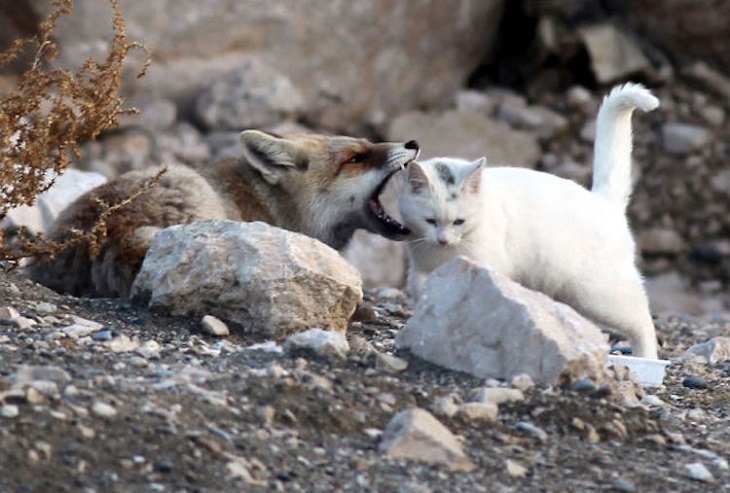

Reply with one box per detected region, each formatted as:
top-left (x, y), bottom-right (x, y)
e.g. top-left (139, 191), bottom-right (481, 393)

top-left (0, 306), bottom-right (20, 323)
top-left (375, 352), bottom-right (409, 373)
top-left (661, 123), bottom-right (711, 155)
top-left (472, 387), bottom-right (525, 406)
top-left (430, 393), bottom-right (461, 418)
top-left (131, 221), bottom-right (363, 338)
top-left (389, 110), bottom-right (540, 167)
top-left (641, 395), bottom-right (668, 408)
top-left (91, 401), bottom-right (118, 418)
top-left (578, 23), bottom-right (652, 84)
top-left (61, 324), bottom-right (99, 339)
top-left (505, 458), bottom-right (529, 478)
top-left (2, 169), bottom-right (106, 234)
top-left (456, 402), bottom-right (498, 423)
top-left (201, 315), bottom-right (230, 337)
top-left (396, 258), bottom-right (610, 386)
top-left (379, 408), bottom-right (474, 472)
top-left (1, 405), bottom-right (19, 419)
top-left (685, 462), bottom-right (715, 483)
top-left (681, 337), bottom-right (730, 365)
top-left (284, 329), bottom-right (349, 359)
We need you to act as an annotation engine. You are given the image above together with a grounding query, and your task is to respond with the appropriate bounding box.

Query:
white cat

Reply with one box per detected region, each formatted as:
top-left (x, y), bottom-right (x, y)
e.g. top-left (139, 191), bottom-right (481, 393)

top-left (399, 83), bottom-right (660, 359)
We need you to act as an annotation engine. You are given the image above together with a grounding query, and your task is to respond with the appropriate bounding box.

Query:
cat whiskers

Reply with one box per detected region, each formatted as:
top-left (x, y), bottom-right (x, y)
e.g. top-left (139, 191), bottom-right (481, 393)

top-left (406, 237), bottom-right (431, 253)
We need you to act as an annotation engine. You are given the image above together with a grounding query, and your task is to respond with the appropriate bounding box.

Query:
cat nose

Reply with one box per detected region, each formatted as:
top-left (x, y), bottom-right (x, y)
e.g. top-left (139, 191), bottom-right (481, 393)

top-left (438, 238), bottom-right (449, 246)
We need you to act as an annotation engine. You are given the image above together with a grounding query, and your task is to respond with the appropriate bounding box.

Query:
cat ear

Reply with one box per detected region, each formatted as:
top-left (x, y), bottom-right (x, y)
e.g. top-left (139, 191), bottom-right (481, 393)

top-left (407, 162), bottom-right (431, 195)
top-left (462, 157), bottom-right (486, 194)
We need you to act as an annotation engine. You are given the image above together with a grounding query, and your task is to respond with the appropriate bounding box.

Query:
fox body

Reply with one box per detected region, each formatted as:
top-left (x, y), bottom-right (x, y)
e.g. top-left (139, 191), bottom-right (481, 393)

top-left (399, 83), bottom-right (660, 359)
top-left (30, 130), bottom-right (419, 297)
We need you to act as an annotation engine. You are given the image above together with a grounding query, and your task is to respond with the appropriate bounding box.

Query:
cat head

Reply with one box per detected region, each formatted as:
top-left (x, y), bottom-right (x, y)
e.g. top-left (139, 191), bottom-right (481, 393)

top-left (398, 157), bottom-right (486, 247)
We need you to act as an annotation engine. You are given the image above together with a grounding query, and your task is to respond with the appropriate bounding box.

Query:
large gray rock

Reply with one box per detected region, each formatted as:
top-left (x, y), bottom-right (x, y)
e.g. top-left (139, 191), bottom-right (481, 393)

top-left (29, 0), bottom-right (505, 133)
top-left (396, 258), bottom-right (610, 386)
top-left (130, 221), bottom-right (363, 338)
top-left (388, 110), bottom-right (540, 167)
top-left (195, 58), bottom-right (304, 131)
top-left (379, 408), bottom-right (474, 472)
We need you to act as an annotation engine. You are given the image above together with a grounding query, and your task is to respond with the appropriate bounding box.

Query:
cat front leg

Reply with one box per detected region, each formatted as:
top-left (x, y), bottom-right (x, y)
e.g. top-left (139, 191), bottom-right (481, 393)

top-left (406, 266), bottom-right (430, 301)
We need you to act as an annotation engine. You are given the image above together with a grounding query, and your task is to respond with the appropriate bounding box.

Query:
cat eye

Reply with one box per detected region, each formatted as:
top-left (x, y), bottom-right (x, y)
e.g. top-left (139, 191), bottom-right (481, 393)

top-left (425, 218), bottom-right (437, 226)
top-left (453, 219), bottom-right (465, 226)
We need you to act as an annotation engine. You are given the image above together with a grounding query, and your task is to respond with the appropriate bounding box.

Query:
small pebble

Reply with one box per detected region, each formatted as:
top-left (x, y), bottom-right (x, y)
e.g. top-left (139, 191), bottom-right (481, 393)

top-left (92, 401), bottom-right (118, 418)
top-left (0, 405), bottom-right (19, 418)
top-left (92, 328), bottom-right (115, 341)
top-left (572, 378), bottom-right (597, 393)
top-left (201, 315), bottom-right (230, 337)
top-left (375, 352), bottom-right (409, 373)
top-left (0, 306), bottom-right (20, 323)
top-left (612, 477), bottom-right (636, 492)
top-left (682, 376), bottom-right (709, 389)
top-left (505, 459), bottom-right (528, 478)
top-left (685, 462), bottom-right (715, 483)
top-left (157, 458), bottom-right (173, 473)
top-left (510, 374), bottom-right (535, 391)
top-left (515, 421), bottom-right (548, 442)
top-left (641, 395), bottom-right (667, 407)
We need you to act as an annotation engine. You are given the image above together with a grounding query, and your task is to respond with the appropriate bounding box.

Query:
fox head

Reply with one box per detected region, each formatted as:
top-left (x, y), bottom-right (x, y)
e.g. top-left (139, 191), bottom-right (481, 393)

top-left (240, 130), bottom-right (419, 250)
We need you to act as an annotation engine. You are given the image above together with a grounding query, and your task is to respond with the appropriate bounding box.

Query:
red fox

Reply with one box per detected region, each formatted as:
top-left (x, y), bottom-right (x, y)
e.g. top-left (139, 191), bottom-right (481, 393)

top-left (29, 130), bottom-right (420, 297)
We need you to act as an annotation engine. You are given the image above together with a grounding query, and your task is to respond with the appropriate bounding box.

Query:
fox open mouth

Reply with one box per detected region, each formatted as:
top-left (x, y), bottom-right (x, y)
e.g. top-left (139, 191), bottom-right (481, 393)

top-left (367, 170), bottom-right (410, 239)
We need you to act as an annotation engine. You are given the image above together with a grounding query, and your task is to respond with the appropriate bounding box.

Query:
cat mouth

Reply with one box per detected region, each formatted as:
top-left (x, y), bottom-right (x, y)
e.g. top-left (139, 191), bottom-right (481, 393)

top-left (366, 170), bottom-right (410, 240)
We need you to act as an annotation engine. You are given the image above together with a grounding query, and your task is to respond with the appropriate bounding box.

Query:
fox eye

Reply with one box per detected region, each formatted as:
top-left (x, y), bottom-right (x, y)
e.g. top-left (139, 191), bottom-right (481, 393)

top-left (453, 219), bottom-right (465, 226)
top-left (425, 218), bottom-right (437, 226)
top-left (346, 153), bottom-right (365, 164)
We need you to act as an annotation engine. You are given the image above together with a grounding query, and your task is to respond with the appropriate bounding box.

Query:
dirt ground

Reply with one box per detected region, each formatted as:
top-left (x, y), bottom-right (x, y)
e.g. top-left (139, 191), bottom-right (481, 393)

top-left (1, 269), bottom-right (729, 493)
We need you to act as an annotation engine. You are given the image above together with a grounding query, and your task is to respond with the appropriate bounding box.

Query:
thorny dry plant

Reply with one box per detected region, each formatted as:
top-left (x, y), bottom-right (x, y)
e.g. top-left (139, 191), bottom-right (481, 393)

top-left (0, 0), bottom-right (156, 267)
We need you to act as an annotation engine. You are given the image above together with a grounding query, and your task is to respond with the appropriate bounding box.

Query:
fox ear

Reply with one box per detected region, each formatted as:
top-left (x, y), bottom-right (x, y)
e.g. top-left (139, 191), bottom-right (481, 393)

top-left (407, 162), bottom-right (431, 195)
top-left (240, 130), bottom-right (298, 185)
top-left (462, 157), bottom-right (486, 194)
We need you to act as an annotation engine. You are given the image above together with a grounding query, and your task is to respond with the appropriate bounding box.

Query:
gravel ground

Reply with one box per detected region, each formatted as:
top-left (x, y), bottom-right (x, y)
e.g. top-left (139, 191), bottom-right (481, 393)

top-left (1, 269), bottom-right (729, 493)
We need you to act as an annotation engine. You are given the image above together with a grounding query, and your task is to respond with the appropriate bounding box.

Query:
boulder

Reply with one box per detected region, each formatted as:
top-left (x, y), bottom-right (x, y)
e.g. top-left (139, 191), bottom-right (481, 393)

top-left (396, 257), bottom-right (610, 386)
top-left (130, 221), bottom-right (363, 338)
top-left (27, 0), bottom-right (505, 133)
top-left (194, 58), bottom-right (304, 131)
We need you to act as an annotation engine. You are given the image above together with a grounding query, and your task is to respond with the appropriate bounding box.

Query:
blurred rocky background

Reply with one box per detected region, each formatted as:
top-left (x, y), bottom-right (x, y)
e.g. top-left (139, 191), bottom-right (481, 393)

top-left (1, 0), bottom-right (728, 316)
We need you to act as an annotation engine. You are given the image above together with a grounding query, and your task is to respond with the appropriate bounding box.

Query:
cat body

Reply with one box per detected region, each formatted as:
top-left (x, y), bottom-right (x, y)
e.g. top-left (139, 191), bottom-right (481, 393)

top-left (399, 83), bottom-right (659, 359)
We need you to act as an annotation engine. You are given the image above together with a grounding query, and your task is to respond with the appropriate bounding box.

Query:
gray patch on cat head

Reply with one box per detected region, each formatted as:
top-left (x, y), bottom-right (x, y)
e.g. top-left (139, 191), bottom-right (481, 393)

top-left (448, 192), bottom-right (457, 201)
top-left (434, 162), bottom-right (455, 185)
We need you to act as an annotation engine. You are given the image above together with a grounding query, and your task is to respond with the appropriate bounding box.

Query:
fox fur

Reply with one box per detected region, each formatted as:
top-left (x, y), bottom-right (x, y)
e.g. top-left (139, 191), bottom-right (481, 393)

top-left (29, 130), bottom-right (419, 297)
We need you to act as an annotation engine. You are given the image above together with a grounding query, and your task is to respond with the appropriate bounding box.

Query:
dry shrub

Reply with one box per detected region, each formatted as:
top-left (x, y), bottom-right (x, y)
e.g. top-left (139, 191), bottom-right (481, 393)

top-left (0, 0), bottom-right (153, 267)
